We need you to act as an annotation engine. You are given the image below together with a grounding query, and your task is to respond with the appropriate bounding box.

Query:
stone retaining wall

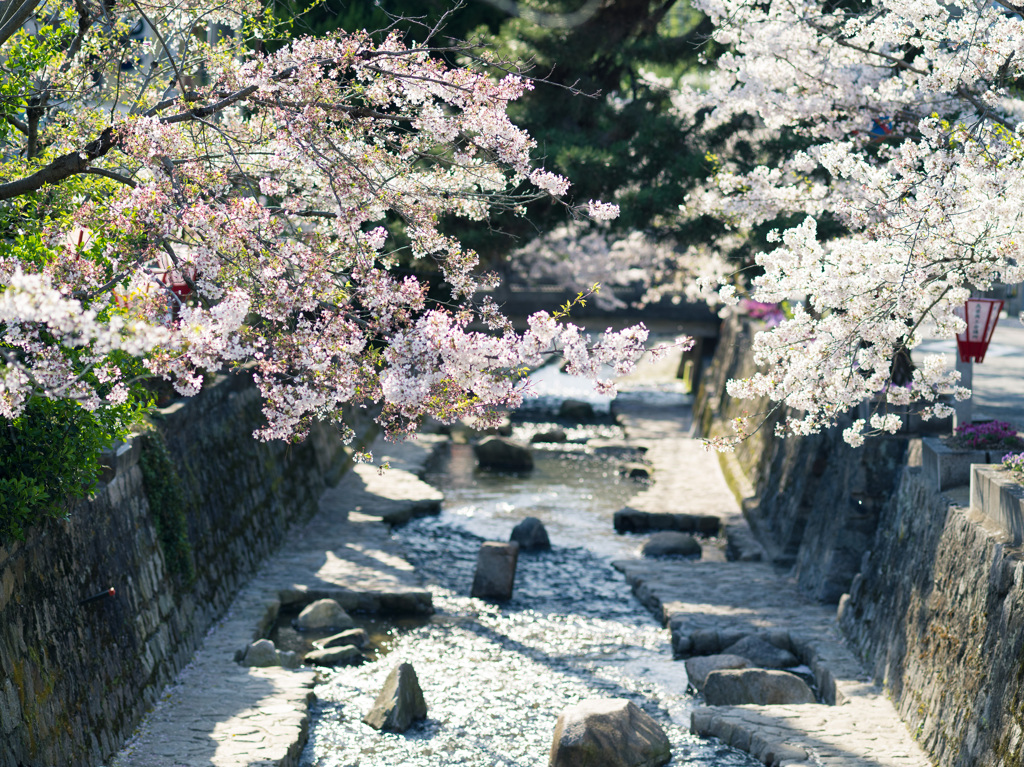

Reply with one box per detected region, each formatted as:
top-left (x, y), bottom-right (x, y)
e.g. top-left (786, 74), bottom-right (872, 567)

top-left (839, 469), bottom-right (1024, 767)
top-left (700, 314), bottom-right (1024, 767)
top-left (696, 315), bottom-right (909, 603)
top-left (0, 374), bottom-right (368, 767)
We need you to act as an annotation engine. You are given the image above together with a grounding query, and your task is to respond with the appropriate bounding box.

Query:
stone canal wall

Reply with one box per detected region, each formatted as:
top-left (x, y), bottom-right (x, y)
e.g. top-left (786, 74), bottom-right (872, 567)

top-left (700, 314), bottom-right (1024, 767)
top-left (0, 373), bottom-right (366, 767)
top-left (839, 468), bottom-right (1024, 767)
top-left (695, 316), bottom-right (910, 603)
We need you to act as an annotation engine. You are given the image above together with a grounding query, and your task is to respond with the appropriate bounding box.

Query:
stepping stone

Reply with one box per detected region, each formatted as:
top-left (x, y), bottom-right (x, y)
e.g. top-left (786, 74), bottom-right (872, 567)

top-left (614, 507), bottom-right (720, 535)
top-left (703, 669), bottom-right (816, 705)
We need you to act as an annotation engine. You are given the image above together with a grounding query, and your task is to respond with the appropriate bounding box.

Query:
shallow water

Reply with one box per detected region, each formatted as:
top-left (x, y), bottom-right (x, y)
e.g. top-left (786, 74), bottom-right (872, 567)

top-left (300, 441), bottom-right (758, 767)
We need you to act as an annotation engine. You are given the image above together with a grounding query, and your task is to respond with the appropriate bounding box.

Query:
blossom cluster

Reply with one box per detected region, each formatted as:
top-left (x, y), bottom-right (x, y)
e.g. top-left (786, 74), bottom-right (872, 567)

top-left (0, 9), bottom-right (634, 439)
top-left (682, 0), bottom-right (1024, 446)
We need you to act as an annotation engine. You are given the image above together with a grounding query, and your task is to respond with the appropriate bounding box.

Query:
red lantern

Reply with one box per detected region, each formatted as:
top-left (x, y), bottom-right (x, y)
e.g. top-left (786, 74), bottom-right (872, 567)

top-left (158, 268), bottom-right (196, 299)
top-left (955, 297), bottom-right (1004, 363)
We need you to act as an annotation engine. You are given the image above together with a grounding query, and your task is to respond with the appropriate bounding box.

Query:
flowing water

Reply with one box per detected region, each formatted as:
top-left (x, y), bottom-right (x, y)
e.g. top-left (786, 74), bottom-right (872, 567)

top-left (299, 425), bottom-right (760, 767)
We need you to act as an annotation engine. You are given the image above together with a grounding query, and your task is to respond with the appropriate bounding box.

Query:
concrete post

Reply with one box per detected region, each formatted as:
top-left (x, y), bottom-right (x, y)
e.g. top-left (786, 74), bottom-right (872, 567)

top-left (953, 356), bottom-right (973, 429)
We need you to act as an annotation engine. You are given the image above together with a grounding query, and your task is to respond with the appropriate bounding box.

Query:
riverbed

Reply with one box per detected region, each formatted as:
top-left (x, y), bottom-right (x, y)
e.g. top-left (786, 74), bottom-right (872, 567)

top-left (299, 436), bottom-right (759, 767)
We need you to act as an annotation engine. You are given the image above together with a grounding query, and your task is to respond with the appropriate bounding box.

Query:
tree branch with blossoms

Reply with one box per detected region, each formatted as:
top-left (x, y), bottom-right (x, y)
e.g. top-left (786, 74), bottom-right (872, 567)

top-left (0, 0), bottom-right (650, 449)
top-left (680, 0), bottom-right (1024, 449)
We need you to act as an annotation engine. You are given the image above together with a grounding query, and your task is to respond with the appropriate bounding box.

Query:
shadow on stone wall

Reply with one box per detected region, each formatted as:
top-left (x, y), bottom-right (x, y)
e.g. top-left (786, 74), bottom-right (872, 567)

top-left (840, 469), bottom-right (1024, 767)
top-left (694, 316), bottom-right (910, 604)
top-left (0, 373), bottom-right (371, 767)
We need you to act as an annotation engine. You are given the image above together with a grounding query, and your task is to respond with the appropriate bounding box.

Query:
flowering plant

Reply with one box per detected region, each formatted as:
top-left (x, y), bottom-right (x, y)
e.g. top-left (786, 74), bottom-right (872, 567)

top-left (948, 422), bottom-right (1024, 452)
top-left (0, 2), bottom-right (647, 448)
top-left (684, 0), bottom-right (1024, 448)
top-left (1002, 452), bottom-right (1024, 479)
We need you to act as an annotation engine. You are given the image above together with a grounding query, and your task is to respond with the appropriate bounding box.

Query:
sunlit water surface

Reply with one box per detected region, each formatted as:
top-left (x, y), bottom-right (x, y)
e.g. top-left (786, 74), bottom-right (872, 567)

top-left (300, 435), bottom-right (758, 767)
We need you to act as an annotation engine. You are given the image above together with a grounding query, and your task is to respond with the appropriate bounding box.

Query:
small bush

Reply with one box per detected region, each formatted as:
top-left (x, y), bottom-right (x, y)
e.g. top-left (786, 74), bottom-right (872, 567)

top-left (0, 398), bottom-right (128, 542)
top-left (947, 421), bottom-right (1024, 452)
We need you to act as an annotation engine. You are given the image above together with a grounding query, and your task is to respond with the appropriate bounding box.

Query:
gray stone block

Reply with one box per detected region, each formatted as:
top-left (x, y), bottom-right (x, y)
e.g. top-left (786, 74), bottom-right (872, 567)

top-left (922, 437), bottom-right (988, 491)
top-left (471, 542), bottom-right (519, 601)
top-left (970, 465), bottom-right (1024, 544)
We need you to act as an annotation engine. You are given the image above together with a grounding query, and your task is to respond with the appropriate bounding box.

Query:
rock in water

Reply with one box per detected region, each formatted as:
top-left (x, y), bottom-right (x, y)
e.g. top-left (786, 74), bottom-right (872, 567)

top-left (702, 669), bottom-right (816, 705)
top-left (474, 436), bottom-right (534, 472)
top-left (304, 645), bottom-right (363, 667)
top-left (317, 628), bottom-right (368, 649)
top-left (471, 542), bottom-right (519, 601)
top-left (641, 532), bottom-right (701, 559)
top-left (558, 399), bottom-right (595, 422)
top-left (531, 428), bottom-right (568, 444)
top-left (510, 517), bottom-right (551, 551)
top-left (549, 698), bottom-right (671, 767)
top-left (684, 654), bottom-right (751, 691)
top-left (363, 663), bottom-right (427, 732)
top-left (295, 598), bottom-right (355, 631)
top-left (721, 635), bottom-right (799, 668)
top-left (620, 462), bottom-right (651, 480)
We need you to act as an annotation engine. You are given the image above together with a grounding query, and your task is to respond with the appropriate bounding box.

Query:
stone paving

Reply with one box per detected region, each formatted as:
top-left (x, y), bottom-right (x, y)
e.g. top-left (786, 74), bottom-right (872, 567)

top-left (110, 435), bottom-right (446, 767)
top-left (612, 398), bottom-right (932, 767)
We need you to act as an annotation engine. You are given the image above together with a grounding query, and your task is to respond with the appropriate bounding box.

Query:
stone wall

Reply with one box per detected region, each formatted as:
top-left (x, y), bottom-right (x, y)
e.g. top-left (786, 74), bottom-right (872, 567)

top-left (0, 373), bottom-right (367, 767)
top-left (840, 469), bottom-right (1024, 767)
top-left (695, 315), bottom-right (910, 603)
top-left (699, 314), bottom-right (1024, 767)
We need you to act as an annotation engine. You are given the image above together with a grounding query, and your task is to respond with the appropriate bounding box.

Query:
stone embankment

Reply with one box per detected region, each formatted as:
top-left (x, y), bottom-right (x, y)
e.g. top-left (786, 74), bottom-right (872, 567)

top-left (612, 396), bottom-right (931, 767)
top-left (111, 435), bottom-right (445, 767)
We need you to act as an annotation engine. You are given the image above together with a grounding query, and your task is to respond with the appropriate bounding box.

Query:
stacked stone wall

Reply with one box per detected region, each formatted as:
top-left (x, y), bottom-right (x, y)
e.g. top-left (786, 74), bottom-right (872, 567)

top-left (699, 313), bottom-right (1024, 766)
top-left (0, 373), bottom-right (367, 767)
top-left (695, 315), bottom-right (908, 602)
top-left (840, 469), bottom-right (1024, 767)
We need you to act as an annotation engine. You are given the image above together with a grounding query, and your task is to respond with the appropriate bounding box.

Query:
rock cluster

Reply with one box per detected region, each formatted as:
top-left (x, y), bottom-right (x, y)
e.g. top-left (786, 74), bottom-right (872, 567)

top-left (241, 639), bottom-right (299, 669)
top-left (678, 629), bottom-right (814, 706)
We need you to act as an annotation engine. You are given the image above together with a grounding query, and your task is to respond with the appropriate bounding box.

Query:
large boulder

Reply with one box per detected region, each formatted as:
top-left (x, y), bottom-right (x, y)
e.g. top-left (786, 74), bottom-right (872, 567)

top-left (474, 436), bottom-right (534, 472)
top-left (511, 517), bottom-right (551, 551)
top-left (549, 698), bottom-right (671, 767)
top-left (702, 669), bottom-right (816, 705)
top-left (721, 635), bottom-right (799, 668)
top-left (295, 598), bottom-right (355, 632)
top-left (684, 654), bottom-right (751, 692)
top-left (641, 532), bottom-right (701, 559)
top-left (471, 541), bottom-right (519, 601)
top-left (363, 662), bottom-right (427, 732)
top-left (558, 399), bottom-right (596, 422)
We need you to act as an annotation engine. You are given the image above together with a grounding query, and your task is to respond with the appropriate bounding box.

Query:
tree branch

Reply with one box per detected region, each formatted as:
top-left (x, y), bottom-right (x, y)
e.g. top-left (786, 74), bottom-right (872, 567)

top-left (0, 127), bottom-right (115, 200)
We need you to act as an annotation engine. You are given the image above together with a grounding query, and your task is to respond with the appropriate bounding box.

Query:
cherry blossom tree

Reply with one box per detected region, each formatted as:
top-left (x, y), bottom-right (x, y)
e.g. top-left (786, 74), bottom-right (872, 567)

top-left (683, 0), bottom-right (1024, 447)
top-left (0, 0), bottom-right (649, 454)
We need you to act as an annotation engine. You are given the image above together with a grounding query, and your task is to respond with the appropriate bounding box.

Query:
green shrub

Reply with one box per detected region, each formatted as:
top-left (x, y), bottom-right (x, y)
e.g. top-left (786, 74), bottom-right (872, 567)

top-left (0, 398), bottom-right (132, 542)
top-left (138, 429), bottom-right (195, 582)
